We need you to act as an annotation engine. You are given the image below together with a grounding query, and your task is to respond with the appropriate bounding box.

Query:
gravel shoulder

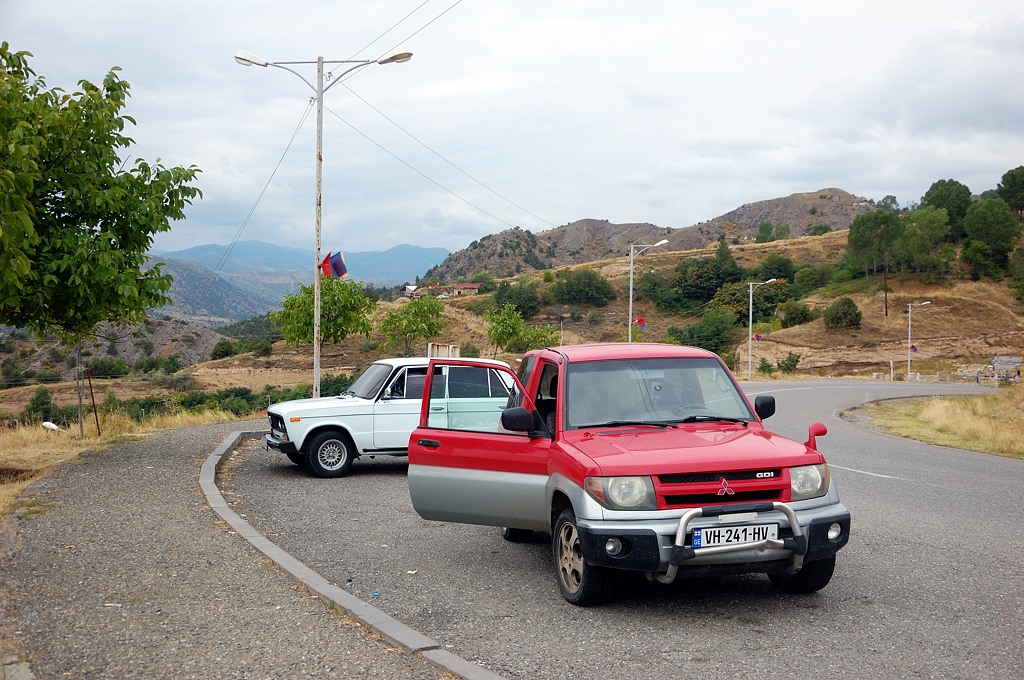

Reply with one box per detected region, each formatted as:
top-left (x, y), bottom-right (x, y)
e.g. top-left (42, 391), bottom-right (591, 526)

top-left (0, 421), bottom-right (450, 680)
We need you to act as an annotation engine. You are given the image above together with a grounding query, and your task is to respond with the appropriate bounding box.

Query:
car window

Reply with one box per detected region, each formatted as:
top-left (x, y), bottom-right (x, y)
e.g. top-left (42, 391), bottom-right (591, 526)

top-left (423, 363), bottom-right (518, 433)
top-left (566, 357), bottom-right (754, 428)
top-left (387, 366), bottom-right (427, 399)
top-left (347, 363), bottom-right (394, 399)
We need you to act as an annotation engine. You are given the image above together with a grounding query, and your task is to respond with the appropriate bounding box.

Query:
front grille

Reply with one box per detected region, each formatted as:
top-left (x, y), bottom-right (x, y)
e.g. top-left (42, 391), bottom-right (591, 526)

top-left (660, 469), bottom-right (782, 484)
top-left (664, 489), bottom-right (782, 505)
top-left (657, 468), bottom-right (788, 508)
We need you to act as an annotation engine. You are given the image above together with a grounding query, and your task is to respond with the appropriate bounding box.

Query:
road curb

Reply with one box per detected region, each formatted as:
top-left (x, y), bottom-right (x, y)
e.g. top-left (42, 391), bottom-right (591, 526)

top-left (202, 431), bottom-right (505, 680)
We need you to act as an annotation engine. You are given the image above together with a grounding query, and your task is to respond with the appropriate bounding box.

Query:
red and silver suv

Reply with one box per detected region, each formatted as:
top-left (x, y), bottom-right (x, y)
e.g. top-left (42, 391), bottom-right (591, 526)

top-left (407, 343), bottom-right (851, 605)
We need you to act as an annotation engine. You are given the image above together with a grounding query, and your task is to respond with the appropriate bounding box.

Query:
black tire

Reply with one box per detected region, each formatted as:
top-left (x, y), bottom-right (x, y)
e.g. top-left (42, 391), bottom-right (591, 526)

top-left (768, 555), bottom-right (836, 594)
top-left (305, 430), bottom-right (356, 478)
top-left (501, 527), bottom-right (533, 542)
top-left (552, 508), bottom-right (613, 606)
top-left (285, 452), bottom-right (307, 467)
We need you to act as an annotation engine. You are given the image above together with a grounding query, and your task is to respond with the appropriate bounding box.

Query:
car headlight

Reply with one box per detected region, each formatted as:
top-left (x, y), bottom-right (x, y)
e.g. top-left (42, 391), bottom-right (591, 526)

top-left (790, 464), bottom-right (830, 501)
top-left (585, 476), bottom-right (657, 510)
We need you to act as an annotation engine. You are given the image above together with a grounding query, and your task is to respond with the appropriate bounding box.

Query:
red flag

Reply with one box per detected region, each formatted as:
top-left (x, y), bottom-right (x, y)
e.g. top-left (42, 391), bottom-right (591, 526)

top-left (320, 252), bottom-right (332, 277)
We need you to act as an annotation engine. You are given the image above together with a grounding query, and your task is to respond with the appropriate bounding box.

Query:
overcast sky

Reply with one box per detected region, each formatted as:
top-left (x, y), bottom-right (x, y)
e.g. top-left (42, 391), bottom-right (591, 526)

top-left (5, 1), bottom-right (1024, 256)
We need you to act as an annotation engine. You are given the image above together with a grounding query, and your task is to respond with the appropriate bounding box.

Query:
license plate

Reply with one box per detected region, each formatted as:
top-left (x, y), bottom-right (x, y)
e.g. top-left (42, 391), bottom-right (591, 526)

top-left (692, 523), bottom-right (778, 548)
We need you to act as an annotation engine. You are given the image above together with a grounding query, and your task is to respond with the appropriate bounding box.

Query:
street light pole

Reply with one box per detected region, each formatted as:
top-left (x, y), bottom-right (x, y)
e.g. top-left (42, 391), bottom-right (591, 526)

top-left (234, 49), bottom-right (411, 397)
top-left (747, 278), bottom-right (777, 380)
top-left (907, 300), bottom-right (930, 380)
top-left (627, 239), bottom-right (668, 342)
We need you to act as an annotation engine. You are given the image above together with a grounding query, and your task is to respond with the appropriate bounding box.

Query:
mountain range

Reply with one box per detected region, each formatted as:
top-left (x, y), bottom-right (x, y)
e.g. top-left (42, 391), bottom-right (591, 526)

top-left (153, 242), bottom-right (450, 326)
top-left (153, 188), bottom-right (873, 327)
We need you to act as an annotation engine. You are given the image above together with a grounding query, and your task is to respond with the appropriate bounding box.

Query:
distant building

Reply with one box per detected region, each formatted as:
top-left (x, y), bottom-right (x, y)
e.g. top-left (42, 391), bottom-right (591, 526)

top-left (452, 282), bottom-right (482, 296)
top-left (990, 355), bottom-right (1022, 379)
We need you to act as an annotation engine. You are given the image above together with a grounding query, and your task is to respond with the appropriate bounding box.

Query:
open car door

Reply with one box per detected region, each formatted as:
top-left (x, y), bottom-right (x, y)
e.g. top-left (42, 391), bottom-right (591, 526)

top-left (407, 359), bottom-right (550, 532)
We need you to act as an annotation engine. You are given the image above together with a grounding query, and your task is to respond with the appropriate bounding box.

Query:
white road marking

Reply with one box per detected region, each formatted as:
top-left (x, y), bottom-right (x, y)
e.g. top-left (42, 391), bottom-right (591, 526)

top-left (830, 464), bottom-right (910, 481)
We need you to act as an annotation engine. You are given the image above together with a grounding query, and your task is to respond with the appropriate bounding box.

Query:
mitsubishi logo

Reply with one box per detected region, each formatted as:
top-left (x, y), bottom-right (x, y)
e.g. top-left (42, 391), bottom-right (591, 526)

top-left (717, 477), bottom-right (735, 496)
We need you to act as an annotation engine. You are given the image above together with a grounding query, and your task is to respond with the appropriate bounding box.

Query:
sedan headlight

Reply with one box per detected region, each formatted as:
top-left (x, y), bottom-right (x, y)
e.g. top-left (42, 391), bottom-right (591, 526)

top-left (585, 476), bottom-right (657, 510)
top-left (790, 464), bottom-right (830, 501)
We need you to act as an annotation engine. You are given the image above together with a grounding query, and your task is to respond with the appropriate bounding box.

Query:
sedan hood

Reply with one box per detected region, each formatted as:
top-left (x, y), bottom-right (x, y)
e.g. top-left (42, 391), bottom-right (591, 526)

top-left (268, 394), bottom-right (374, 418)
top-left (563, 424), bottom-right (821, 476)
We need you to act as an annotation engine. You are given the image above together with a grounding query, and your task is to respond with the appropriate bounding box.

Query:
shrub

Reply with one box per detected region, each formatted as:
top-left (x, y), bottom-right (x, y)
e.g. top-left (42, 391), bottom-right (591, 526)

top-left (757, 358), bottom-right (775, 375)
top-left (87, 357), bottom-right (131, 379)
top-left (210, 339), bottom-right (236, 360)
top-left (823, 297), bottom-right (862, 329)
top-left (778, 301), bottom-right (814, 328)
top-left (22, 386), bottom-right (57, 423)
top-left (552, 269), bottom-right (617, 306)
top-left (776, 352), bottom-right (801, 374)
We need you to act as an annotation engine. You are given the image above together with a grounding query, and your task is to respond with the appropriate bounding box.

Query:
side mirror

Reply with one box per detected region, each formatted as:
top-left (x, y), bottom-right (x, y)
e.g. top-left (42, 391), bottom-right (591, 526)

top-left (754, 395), bottom-right (775, 420)
top-left (805, 422), bottom-right (828, 450)
top-left (500, 406), bottom-right (547, 437)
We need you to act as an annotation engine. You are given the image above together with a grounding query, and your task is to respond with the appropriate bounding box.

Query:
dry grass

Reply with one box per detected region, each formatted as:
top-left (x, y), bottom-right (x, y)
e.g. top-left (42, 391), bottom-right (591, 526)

top-left (0, 409), bottom-right (241, 520)
top-left (853, 383), bottom-right (1024, 459)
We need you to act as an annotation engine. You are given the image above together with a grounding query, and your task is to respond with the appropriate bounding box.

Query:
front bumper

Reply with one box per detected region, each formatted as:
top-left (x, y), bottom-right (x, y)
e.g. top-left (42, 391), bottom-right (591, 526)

top-left (263, 432), bottom-right (298, 455)
top-left (578, 501), bottom-right (850, 581)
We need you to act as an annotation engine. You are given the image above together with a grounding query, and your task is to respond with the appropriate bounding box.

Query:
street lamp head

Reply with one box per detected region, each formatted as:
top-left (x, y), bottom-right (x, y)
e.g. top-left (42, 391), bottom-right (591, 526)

top-left (234, 50), bottom-right (268, 67)
top-left (653, 239), bottom-right (669, 247)
top-left (377, 51), bottom-right (413, 65)
top-left (921, 300), bottom-right (931, 306)
top-left (765, 278), bottom-right (777, 284)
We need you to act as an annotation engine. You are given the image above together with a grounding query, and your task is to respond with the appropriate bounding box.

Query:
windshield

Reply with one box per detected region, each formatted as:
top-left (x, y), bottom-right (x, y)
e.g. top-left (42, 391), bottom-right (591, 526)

top-left (565, 357), bottom-right (754, 428)
top-left (345, 363), bottom-right (395, 400)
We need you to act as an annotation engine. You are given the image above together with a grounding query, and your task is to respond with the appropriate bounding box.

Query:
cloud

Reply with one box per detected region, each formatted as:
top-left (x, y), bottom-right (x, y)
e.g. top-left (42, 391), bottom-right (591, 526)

top-left (6, 0), bottom-right (1023, 254)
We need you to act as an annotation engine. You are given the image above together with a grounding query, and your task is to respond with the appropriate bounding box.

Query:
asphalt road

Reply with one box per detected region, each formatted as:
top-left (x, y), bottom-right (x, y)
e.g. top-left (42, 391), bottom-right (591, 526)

top-left (224, 379), bottom-right (1024, 680)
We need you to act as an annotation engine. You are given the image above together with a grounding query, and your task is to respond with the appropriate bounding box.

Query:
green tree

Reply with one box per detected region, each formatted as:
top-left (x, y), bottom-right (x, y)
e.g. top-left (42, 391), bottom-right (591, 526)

top-left (494, 279), bottom-right (540, 318)
top-left (897, 206), bottom-right (952, 275)
top-left (847, 209), bottom-right (904, 278)
top-left (962, 198), bottom-right (1021, 269)
top-left (776, 352), bottom-right (801, 374)
top-left (271, 277), bottom-right (374, 345)
top-left (210, 339), bottom-right (236, 360)
top-left (22, 385), bottom-right (56, 422)
top-left (759, 253), bottom-right (795, 282)
top-left (552, 269), bottom-right (616, 306)
top-left (483, 303), bottom-right (558, 355)
top-left (709, 280), bottom-right (789, 323)
top-left (920, 179), bottom-right (972, 240)
top-left (86, 357), bottom-right (130, 378)
top-left (485, 303), bottom-right (525, 356)
top-left (666, 308), bottom-right (738, 356)
top-left (876, 195), bottom-right (900, 213)
top-left (997, 166), bottom-right (1024, 218)
top-left (778, 301), bottom-right (814, 328)
top-left (0, 44), bottom-right (202, 340)
top-left (823, 297), bottom-right (862, 329)
top-left (378, 297), bottom-right (447, 356)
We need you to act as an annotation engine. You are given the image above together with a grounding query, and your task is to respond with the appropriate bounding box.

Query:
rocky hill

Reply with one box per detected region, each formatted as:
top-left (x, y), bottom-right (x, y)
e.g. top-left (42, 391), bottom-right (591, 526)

top-left (425, 188), bottom-right (873, 281)
top-left (709, 188), bottom-right (874, 236)
top-left (159, 258), bottom-right (279, 327)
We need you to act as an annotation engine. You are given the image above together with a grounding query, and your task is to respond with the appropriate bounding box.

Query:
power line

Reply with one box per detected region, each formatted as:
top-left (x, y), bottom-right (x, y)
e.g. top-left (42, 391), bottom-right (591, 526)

top-left (213, 102), bottom-right (315, 274)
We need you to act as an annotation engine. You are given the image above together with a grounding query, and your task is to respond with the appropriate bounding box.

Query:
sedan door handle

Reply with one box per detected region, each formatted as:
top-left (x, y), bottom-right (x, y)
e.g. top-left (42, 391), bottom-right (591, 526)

top-left (430, 406), bottom-right (445, 411)
top-left (417, 438), bottom-right (441, 448)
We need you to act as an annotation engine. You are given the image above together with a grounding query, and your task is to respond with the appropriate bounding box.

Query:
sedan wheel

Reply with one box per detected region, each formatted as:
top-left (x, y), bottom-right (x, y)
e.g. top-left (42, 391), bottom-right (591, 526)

top-left (305, 430), bottom-right (355, 478)
top-left (552, 508), bottom-right (612, 606)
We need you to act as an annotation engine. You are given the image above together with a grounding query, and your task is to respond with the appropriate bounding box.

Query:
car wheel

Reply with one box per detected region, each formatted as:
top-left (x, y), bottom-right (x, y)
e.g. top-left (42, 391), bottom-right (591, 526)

top-left (768, 555), bottom-right (836, 594)
top-left (286, 452), bottom-right (307, 466)
top-left (305, 430), bottom-right (356, 478)
top-left (501, 527), bottom-right (533, 542)
top-left (552, 508), bottom-right (613, 606)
